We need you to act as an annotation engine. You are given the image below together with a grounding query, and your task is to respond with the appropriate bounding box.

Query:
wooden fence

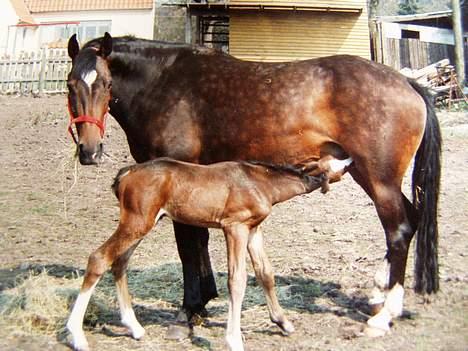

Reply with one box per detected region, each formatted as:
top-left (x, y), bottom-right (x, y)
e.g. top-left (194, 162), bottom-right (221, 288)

top-left (376, 37), bottom-right (457, 71)
top-left (0, 49), bottom-right (71, 94)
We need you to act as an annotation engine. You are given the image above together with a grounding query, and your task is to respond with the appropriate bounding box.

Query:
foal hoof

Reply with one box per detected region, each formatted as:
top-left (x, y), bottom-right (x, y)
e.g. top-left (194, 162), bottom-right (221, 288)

top-left (130, 325), bottom-right (145, 340)
top-left (279, 320), bottom-right (295, 336)
top-left (363, 325), bottom-right (388, 338)
top-left (165, 323), bottom-right (193, 340)
top-left (69, 337), bottom-right (90, 351)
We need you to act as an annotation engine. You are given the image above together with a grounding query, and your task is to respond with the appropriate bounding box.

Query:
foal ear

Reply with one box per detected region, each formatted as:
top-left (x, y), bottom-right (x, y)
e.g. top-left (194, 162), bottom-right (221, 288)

top-left (99, 32), bottom-right (113, 58)
top-left (68, 34), bottom-right (80, 61)
top-left (298, 160), bottom-right (320, 174)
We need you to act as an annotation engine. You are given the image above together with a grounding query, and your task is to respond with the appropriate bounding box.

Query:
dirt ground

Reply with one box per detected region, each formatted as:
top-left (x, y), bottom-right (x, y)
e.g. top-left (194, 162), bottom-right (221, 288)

top-left (0, 95), bottom-right (466, 351)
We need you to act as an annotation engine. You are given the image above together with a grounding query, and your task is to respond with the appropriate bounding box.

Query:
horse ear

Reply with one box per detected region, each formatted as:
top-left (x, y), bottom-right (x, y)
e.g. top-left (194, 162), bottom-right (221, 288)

top-left (100, 32), bottom-right (113, 58)
top-left (68, 34), bottom-right (80, 61)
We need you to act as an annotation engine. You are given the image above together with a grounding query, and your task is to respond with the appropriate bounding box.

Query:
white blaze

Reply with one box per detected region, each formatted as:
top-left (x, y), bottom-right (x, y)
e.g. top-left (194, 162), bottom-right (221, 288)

top-left (82, 70), bottom-right (97, 89)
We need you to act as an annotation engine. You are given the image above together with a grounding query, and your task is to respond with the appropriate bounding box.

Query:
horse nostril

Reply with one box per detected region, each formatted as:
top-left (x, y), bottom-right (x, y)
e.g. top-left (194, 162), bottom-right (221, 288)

top-left (90, 144), bottom-right (104, 161)
top-left (77, 142), bottom-right (103, 165)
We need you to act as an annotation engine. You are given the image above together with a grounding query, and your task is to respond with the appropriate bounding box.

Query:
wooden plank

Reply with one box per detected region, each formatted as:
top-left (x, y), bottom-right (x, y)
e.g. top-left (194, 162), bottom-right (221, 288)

top-left (399, 39), bottom-right (410, 69)
top-left (230, 10), bottom-right (370, 61)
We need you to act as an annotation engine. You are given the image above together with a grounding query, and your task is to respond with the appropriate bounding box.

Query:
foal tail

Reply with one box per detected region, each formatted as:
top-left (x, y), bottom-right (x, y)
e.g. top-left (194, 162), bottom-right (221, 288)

top-left (409, 80), bottom-right (442, 294)
top-left (112, 165), bottom-right (133, 200)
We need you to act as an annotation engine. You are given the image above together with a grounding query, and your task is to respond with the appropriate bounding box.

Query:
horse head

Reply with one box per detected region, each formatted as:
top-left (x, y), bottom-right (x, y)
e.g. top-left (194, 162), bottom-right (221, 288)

top-left (67, 32), bottom-right (113, 165)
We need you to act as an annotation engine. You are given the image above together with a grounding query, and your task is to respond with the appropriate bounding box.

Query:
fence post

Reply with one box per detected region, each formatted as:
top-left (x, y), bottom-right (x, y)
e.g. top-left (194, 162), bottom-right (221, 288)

top-left (38, 47), bottom-right (46, 94)
top-left (452, 0), bottom-right (465, 87)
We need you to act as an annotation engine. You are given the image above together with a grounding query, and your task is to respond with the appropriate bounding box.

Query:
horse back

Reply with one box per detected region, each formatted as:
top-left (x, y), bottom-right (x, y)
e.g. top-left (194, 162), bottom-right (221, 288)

top-left (127, 50), bottom-right (426, 172)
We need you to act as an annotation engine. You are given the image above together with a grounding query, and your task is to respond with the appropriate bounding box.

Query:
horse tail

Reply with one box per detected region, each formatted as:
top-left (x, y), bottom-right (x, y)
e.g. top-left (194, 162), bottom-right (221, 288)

top-left (112, 165), bottom-right (133, 200)
top-left (409, 79), bottom-right (442, 294)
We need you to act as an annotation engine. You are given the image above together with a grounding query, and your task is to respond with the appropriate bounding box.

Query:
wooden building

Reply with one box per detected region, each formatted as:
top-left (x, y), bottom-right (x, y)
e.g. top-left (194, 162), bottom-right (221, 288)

top-left (181, 0), bottom-right (371, 62)
top-left (371, 10), bottom-right (465, 71)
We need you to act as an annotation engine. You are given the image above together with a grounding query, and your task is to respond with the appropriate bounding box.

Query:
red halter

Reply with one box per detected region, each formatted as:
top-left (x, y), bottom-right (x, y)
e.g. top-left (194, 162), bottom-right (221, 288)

top-left (67, 99), bottom-right (107, 144)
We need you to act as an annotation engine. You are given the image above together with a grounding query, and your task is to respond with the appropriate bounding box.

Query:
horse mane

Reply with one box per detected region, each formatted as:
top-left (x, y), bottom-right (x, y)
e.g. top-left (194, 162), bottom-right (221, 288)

top-left (245, 161), bottom-right (306, 178)
top-left (83, 35), bottom-right (217, 59)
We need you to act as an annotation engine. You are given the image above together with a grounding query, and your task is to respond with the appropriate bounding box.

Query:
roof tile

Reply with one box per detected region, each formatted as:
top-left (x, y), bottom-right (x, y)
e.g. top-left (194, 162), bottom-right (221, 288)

top-left (23, 0), bottom-right (153, 12)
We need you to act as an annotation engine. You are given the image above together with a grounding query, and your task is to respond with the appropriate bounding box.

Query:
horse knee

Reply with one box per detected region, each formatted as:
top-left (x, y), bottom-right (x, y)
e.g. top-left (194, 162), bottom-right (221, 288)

top-left (388, 238), bottom-right (409, 255)
top-left (86, 251), bottom-right (108, 279)
top-left (387, 223), bottom-right (414, 254)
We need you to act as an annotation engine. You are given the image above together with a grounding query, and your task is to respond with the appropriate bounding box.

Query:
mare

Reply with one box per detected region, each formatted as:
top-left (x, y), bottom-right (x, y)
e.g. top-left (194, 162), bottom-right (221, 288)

top-left (66, 32), bottom-right (441, 340)
top-left (66, 158), bottom-right (325, 351)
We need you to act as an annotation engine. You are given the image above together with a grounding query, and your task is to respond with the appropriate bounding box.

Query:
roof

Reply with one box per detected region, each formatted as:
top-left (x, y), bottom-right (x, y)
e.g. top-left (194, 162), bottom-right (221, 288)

top-left (375, 10), bottom-right (452, 23)
top-left (179, 0), bottom-right (363, 13)
top-left (10, 0), bottom-right (36, 24)
top-left (23, 0), bottom-right (154, 13)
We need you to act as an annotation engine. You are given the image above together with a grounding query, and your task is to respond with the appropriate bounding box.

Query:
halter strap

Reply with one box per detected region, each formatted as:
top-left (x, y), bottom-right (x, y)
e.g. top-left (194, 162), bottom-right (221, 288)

top-left (67, 100), bottom-right (107, 144)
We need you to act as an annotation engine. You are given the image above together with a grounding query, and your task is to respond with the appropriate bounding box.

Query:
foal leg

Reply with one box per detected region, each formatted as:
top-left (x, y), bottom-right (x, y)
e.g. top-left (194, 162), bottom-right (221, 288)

top-left (247, 227), bottom-right (294, 335)
top-left (224, 224), bottom-right (249, 351)
top-left (67, 222), bottom-right (150, 350)
top-left (66, 274), bottom-right (100, 351)
top-left (111, 241), bottom-right (145, 339)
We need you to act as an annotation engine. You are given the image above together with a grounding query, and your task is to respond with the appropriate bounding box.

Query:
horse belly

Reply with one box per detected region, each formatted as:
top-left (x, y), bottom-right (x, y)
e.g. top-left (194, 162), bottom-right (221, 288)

top-left (199, 118), bottom-right (330, 165)
top-left (164, 187), bottom-right (228, 228)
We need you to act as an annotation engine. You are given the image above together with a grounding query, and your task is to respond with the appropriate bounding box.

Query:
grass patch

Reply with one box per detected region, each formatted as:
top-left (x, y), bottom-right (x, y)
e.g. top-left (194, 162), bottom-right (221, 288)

top-left (0, 263), bottom-right (348, 343)
top-left (0, 271), bottom-right (114, 338)
top-left (0, 263), bottom-right (188, 339)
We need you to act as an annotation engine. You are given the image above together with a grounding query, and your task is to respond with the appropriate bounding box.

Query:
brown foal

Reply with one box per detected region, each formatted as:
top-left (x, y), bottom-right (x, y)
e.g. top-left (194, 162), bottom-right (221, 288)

top-left (66, 158), bottom-right (325, 351)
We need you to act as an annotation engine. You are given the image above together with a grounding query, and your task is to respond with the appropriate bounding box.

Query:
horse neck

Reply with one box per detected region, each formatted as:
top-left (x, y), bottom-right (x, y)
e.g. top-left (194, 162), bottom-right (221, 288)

top-left (107, 48), bottom-right (180, 137)
top-left (260, 171), bottom-right (310, 205)
top-left (107, 57), bottom-right (141, 134)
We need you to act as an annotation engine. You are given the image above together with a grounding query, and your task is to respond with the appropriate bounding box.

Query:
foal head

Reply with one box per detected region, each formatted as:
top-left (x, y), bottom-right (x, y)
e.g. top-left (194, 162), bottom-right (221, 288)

top-left (67, 33), bottom-right (113, 165)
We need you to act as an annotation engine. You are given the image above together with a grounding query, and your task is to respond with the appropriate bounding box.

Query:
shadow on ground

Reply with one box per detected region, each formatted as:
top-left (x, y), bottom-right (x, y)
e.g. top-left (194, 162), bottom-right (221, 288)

top-left (0, 262), bottom-right (370, 322)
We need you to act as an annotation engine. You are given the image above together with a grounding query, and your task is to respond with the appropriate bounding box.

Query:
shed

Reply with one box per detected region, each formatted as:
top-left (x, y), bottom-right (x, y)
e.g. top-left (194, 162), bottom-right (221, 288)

top-left (177, 0), bottom-right (371, 62)
top-left (371, 10), bottom-right (468, 72)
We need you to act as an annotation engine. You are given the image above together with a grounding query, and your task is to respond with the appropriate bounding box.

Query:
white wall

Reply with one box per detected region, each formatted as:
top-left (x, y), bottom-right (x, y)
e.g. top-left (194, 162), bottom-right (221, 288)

top-left (2, 8), bottom-right (154, 54)
top-left (382, 22), bottom-right (454, 45)
top-left (36, 9), bottom-right (154, 42)
top-left (0, 1), bottom-right (20, 55)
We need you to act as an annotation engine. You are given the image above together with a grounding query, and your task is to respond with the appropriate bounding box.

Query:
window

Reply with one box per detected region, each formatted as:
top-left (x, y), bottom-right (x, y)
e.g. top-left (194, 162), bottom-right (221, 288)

top-left (198, 16), bottom-right (229, 53)
top-left (401, 29), bottom-right (420, 39)
top-left (40, 21), bottom-right (111, 47)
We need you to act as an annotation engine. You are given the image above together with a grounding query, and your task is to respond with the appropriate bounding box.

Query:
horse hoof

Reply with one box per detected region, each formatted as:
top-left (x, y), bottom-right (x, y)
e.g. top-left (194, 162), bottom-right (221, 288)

top-left (363, 326), bottom-right (388, 338)
top-left (165, 324), bottom-right (192, 340)
top-left (279, 320), bottom-right (295, 335)
top-left (175, 309), bottom-right (189, 323)
top-left (70, 340), bottom-right (90, 351)
top-left (190, 312), bottom-right (205, 326)
top-left (131, 325), bottom-right (145, 340)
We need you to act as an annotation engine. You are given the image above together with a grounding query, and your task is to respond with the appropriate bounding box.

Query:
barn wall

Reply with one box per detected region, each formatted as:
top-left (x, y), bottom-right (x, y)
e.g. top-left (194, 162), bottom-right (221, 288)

top-left (229, 9), bottom-right (371, 61)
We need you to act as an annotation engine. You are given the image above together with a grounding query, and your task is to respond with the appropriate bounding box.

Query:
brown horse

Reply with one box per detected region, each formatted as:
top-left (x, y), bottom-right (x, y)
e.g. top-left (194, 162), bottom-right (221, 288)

top-left (66, 33), bottom-right (441, 339)
top-left (66, 158), bottom-right (325, 351)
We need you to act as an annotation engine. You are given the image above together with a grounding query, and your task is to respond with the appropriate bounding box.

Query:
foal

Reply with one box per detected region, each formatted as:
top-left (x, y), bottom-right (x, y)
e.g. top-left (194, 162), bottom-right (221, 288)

top-left (67, 158), bottom-right (325, 351)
